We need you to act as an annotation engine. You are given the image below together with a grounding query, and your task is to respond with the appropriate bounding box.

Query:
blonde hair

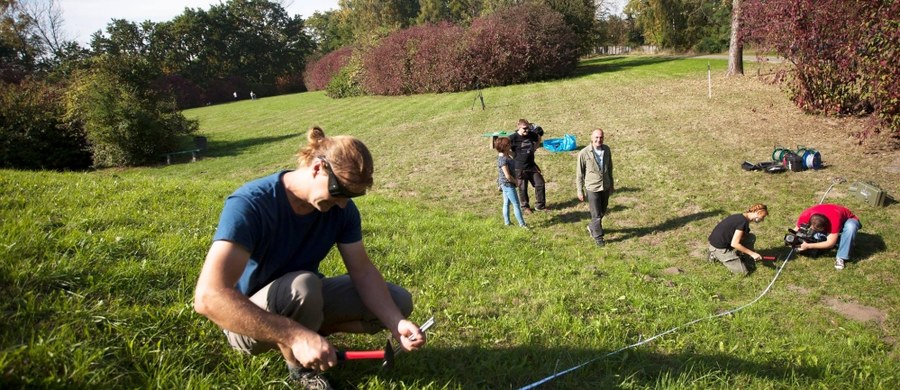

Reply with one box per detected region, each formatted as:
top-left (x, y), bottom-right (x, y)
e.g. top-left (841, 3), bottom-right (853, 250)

top-left (747, 203), bottom-right (768, 215)
top-left (296, 126), bottom-right (374, 193)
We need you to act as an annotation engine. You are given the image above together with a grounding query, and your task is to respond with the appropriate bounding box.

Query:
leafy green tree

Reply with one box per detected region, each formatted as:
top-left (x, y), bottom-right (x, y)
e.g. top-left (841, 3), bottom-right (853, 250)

top-left (89, 19), bottom-right (151, 56)
top-left (0, 78), bottom-right (90, 170)
top-left (418, 0), bottom-right (450, 23)
top-left (305, 9), bottom-right (354, 53)
top-left (1, 0), bottom-right (41, 81)
top-left (64, 54), bottom-right (197, 167)
top-left (625, 0), bottom-right (731, 52)
top-left (448, 0), bottom-right (484, 25)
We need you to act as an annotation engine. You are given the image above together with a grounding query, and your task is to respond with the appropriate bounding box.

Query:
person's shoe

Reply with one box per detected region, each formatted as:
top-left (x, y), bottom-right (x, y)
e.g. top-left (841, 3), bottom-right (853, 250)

top-left (834, 258), bottom-right (846, 270)
top-left (595, 238), bottom-right (605, 247)
top-left (535, 206), bottom-right (550, 211)
top-left (289, 368), bottom-right (332, 390)
top-left (707, 250), bottom-right (716, 263)
top-left (523, 207), bottom-right (533, 215)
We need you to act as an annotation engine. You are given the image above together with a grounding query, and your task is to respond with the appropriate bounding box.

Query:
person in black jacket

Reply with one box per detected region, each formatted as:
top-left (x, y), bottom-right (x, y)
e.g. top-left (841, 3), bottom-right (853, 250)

top-left (508, 118), bottom-right (546, 213)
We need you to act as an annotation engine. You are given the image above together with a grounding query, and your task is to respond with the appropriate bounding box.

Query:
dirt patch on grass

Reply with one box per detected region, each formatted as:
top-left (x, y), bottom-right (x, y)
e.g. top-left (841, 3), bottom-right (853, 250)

top-left (823, 296), bottom-right (887, 325)
top-left (786, 284), bottom-right (813, 295)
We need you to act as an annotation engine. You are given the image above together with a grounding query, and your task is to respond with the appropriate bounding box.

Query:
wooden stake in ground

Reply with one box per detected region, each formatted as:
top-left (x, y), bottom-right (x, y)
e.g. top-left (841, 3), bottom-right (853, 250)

top-left (708, 62), bottom-right (712, 98)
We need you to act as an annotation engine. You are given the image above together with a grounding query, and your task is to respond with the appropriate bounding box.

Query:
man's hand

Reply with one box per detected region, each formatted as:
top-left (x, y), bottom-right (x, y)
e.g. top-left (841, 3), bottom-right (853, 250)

top-left (283, 331), bottom-right (337, 372)
top-left (798, 242), bottom-right (810, 252)
top-left (395, 319), bottom-right (426, 352)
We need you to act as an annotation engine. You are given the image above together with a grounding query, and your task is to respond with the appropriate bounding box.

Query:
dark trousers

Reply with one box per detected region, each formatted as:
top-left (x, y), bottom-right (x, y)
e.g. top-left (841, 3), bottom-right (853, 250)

top-left (587, 190), bottom-right (610, 240)
top-left (516, 168), bottom-right (546, 209)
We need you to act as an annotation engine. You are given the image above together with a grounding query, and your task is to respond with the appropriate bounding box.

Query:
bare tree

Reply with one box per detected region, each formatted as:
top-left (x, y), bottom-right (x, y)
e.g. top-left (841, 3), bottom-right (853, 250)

top-left (19, 0), bottom-right (67, 58)
top-left (726, 0), bottom-right (743, 76)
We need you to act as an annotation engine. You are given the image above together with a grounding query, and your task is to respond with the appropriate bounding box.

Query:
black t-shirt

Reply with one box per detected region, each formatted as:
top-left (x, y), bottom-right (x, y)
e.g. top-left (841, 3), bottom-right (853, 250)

top-left (508, 131), bottom-right (541, 170)
top-left (708, 214), bottom-right (750, 249)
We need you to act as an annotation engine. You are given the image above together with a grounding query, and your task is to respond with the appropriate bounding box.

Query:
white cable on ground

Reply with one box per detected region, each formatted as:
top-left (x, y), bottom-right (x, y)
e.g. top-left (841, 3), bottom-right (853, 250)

top-left (518, 248), bottom-right (798, 390)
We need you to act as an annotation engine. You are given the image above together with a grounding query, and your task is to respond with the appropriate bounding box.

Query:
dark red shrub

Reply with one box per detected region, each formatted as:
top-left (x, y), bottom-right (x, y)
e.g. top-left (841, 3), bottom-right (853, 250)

top-left (361, 28), bottom-right (417, 95)
top-left (743, 0), bottom-right (899, 138)
top-left (408, 23), bottom-right (467, 93)
top-left (463, 4), bottom-right (579, 88)
top-left (303, 47), bottom-right (353, 91)
top-left (357, 4), bottom-right (578, 96)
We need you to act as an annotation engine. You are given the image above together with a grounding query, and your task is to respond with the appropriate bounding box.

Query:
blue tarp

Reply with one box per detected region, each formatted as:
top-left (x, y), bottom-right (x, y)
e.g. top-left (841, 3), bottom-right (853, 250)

top-left (543, 134), bottom-right (577, 152)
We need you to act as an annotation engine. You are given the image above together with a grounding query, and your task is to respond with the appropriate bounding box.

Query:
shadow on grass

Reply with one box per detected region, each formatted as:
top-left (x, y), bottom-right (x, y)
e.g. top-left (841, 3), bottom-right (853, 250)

top-left (331, 345), bottom-right (823, 389)
top-left (605, 210), bottom-right (723, 244)
top-left (205, 133), bottom-right (302, 158)
top-left (548, 187), bottom-right (640, 225)
top-left (853, 232), bottom-right (887, 263)
top-left (572, 55), bottom-right (681, 78)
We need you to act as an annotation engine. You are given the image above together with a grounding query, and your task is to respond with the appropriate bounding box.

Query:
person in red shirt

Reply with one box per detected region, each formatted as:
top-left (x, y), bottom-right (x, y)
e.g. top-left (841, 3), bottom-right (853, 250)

top-left (795, 204), bottom-right (861, 270)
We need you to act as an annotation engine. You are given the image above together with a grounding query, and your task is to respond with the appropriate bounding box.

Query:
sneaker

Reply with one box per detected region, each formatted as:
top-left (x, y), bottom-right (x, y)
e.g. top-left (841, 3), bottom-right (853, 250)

top-left (835, 258), bottom-right (846, 270)
top-left (289, 368), bottom-right (332, 390)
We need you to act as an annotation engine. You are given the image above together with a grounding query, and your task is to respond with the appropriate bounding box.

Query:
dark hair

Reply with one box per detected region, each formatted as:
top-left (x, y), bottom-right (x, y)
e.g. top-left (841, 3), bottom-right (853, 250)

top-left (296, 126), bottom-right (374, 193)
top-left (809, 213), bottom-right (830, 232)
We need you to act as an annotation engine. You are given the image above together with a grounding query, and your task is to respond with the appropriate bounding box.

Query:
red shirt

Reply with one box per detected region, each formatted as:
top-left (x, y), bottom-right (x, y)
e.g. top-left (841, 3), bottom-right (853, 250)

top-left (797, 204), bottom-right (858, 234)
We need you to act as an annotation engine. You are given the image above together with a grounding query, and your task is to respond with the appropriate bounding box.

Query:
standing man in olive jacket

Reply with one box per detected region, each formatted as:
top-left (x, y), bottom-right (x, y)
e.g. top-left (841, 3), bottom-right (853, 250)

top-left (576, 128), bottom-right (614, 246)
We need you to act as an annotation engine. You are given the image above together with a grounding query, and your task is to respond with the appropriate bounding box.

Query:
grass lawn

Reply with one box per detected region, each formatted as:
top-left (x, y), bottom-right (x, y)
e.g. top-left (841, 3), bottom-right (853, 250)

top-left (1, 56), bottom-right (898, 389)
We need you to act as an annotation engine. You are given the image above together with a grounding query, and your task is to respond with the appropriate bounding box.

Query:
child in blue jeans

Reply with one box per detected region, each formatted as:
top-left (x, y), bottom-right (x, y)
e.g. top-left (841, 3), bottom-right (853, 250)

top-left (495, 137), bottom-right (527, 228)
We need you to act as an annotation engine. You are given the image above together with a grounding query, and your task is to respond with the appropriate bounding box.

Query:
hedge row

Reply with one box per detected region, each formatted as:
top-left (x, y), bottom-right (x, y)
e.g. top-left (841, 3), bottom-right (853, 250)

top-left (304, 4), bottom-right (579, 97)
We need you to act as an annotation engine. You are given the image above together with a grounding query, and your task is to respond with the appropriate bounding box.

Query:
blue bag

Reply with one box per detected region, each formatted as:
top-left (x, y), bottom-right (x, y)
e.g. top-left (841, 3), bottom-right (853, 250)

top-left (543, 134), bottom-right (576, 153)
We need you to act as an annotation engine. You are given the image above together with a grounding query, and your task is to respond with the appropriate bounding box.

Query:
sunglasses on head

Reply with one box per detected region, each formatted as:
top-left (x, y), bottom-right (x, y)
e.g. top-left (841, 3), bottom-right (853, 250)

top-left (318, 156), bottom-right (366, 198)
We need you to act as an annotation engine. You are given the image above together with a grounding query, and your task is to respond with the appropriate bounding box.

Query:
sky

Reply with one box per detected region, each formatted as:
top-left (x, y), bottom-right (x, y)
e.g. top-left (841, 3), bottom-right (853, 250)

top-left (59, 0), bottom-right (340, 45)
top-left (59, 0), bottom-right (626, 46)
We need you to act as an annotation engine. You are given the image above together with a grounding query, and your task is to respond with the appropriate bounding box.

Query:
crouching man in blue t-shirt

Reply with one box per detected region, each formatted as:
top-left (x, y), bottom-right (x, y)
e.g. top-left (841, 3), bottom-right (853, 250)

top-left (193, 126), bottom-right (425, 389)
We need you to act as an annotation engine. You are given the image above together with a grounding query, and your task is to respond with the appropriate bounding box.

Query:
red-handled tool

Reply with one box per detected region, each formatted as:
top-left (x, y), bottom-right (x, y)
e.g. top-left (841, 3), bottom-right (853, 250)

top-left (760, 256), bottom-right (777, 261)
top-left (337, 339), bottom-right (394, 369)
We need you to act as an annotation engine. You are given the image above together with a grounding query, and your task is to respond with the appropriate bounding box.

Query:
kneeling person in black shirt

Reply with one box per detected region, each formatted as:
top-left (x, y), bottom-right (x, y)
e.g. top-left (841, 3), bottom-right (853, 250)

top-left (707, 204), bottom-right (768, 275)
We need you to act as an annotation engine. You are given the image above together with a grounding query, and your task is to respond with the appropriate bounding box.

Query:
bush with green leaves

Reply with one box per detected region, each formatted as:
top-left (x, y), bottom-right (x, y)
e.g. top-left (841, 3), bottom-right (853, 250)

top-left (0, 79), bottom-right (91, 170)
top-left (325, 52), bottom-right (365, 99)
top-left (64, 56), bottom-right (198, 168)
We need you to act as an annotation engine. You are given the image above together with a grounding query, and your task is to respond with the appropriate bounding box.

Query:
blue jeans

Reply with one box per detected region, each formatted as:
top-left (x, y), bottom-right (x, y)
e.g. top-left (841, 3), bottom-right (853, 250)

top-left (501, 185), bottom-right (526, 226)
top-left (837, 218), bottom-right (861, 260)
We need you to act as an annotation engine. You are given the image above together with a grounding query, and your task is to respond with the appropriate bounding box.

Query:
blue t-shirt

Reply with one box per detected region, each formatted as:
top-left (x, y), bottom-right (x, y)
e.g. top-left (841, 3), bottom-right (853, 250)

top-left (213, 171), bottom-right (363, 296)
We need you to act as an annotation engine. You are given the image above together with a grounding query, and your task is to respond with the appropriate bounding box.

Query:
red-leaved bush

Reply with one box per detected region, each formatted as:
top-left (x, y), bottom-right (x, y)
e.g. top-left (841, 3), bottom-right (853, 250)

top-left (303, 47), bottom-right (353, 91)
top-left (742, 0), bottom-right (899, 138)
top-left (357, 3), bottom-right (578, 95)
top-left (462, 4), bottom-right (579, 88)
top-left (361, 23), bottom-right (467, 95)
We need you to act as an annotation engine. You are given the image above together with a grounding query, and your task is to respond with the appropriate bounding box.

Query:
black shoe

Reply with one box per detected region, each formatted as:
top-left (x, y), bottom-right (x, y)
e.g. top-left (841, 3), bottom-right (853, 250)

top-left (595, 239), bottom-right (605, 247)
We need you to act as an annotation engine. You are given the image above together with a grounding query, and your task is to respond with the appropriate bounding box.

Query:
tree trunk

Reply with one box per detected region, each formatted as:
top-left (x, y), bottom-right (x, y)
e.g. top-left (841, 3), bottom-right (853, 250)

top-left (727, 0), bottom-right (744, 76)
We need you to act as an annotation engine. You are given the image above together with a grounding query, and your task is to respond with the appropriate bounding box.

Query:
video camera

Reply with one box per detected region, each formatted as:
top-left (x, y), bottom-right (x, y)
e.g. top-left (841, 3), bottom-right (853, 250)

top-left (783, 223), bottom-right (823, 247)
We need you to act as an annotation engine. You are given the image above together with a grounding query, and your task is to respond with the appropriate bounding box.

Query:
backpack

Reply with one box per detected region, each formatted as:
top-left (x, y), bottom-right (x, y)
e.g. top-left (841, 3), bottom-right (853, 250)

top-left (782, 151), bottom-right (805, 172)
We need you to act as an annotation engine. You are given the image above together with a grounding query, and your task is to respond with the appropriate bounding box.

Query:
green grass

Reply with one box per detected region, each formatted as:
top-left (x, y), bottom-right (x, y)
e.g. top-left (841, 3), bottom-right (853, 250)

top-left (2, 56), bottom-right (898, 389)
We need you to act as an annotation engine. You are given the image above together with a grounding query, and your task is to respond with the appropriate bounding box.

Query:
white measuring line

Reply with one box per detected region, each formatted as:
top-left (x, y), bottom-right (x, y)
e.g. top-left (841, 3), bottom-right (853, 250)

top-left (518, 248), bottom-right (798, 390)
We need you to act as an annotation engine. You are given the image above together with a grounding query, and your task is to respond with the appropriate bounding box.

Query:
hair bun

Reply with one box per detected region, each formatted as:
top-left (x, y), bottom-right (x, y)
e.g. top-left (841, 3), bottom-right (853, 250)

top-left (307, 126), bottom-right (326, 144)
